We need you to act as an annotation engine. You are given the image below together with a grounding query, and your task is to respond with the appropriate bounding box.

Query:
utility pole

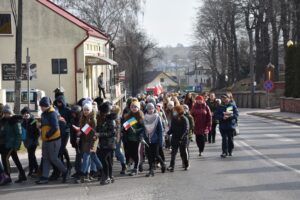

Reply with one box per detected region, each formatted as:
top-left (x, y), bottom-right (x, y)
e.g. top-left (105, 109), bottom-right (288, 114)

top-left (14, 0), bottom-right (23, 114)
top-left (26, 48), bottom-right (30, 108)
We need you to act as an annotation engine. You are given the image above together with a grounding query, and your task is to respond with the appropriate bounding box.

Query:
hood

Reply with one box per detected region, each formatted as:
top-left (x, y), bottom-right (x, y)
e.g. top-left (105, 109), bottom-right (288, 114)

top-left (106, 112), bottom-right (117, 121)
top-left (56, 95), bottom-right (66, 107)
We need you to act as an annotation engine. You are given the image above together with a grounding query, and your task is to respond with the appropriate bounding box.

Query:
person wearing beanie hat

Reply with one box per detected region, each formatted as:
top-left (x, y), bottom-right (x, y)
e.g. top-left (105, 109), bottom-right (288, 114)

top-left (21, 107), bottom-right (40, 177)
top-left (36, 96), bottom-right (68, 184)
top-left (122, 99), bottom-right (145, 176)
top-left (183, 104), bottom-right (195, 142)
top-left (83, 103), bottom-right (93, 112)
top-left (191, 95), bottom-right (212, 157)
top-left (144, 103), bottom-right (165, 177)
top-left (82, 98), bottom-right (93, 107)
top-left (167, 105), bottom-right (190, 172)
top-left (0, 104), bottom-right (26, 183)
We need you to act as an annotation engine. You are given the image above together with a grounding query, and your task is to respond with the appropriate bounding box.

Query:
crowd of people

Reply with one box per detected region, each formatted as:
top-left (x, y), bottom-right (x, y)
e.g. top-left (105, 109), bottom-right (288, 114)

top-left (0, 90), bottom-right (239, 186)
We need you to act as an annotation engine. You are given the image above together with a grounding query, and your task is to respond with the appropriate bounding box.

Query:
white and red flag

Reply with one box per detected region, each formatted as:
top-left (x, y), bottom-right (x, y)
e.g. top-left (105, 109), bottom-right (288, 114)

top-left (81, 124), bottom-right (93, 135)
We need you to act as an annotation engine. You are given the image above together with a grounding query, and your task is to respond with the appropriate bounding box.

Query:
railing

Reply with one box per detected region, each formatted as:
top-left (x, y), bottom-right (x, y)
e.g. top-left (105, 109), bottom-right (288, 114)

top-left (109, 82), bottom-right (125, 102)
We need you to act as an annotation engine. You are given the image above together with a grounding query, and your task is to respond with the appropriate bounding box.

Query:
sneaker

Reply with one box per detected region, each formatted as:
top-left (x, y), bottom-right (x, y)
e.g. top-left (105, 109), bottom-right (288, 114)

top-left (161, 164), bottom-right (166, 173)
top-left (100, 179), bottom-right (110, 185)
top-left (145, 171), bottom-right (154, 177)
top-left (110, 177), bottom-right (115, 183)
top-left (199, 152), bottom-right (202, 157)
top-left (129, 169), bottom-right (138, 176)
top-left (167, 166), bottom-right (174, 172)
top-left (35, 177), bottom-right (49, 184)
top-left (228, 152), bottom-right (232, 156)
top-left (0, 174), bottom-right (12, 186)
top-left (184, 164), bottom-right (190, 171)
top-left (138, 165), bottom-right (144, 172)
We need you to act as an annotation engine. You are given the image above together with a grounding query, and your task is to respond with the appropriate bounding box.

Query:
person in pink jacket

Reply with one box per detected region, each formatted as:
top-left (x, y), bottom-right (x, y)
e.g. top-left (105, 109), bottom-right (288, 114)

top-left (191, 95), bottom-right (212, 157)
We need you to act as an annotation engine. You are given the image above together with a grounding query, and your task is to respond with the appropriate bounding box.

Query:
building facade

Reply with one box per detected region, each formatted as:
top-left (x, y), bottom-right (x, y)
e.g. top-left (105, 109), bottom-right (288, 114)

top-left (0, 0), bottom-right (122, 105)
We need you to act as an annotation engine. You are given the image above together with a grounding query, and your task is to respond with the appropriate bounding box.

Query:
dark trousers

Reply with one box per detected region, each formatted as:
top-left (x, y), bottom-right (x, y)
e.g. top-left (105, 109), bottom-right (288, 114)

top-left (99, 149), bottom-right (114, 180)
top-left (146, 143), bottom-right (164, 171)
top-left (98, 87), bottom-right (106, 98)
top-left (26, 145), bottom-right (39, 174)
top-left (159, 146), bottom-right (165, 162)
top-left (220, 129), bottom-right (234, 154)
top-left (170, 140), bottom-right (188, 168)
top-left (124, 141), bottom-right (140, 169)
top-left (0, 146), bottom-right (25, 177)
top-left (59, 133), bottom-right (71, 169)
top-left (196, 135), bottom-right (206, 153)
top-left (208, 123), bottom-right (217, 143)
top-left (74, 148), bottom-right (81, 173)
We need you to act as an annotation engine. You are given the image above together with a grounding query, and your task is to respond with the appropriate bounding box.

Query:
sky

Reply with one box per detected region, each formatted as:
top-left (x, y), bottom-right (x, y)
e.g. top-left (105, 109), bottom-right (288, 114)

top-left (141, 0), bottom-right (201, 47)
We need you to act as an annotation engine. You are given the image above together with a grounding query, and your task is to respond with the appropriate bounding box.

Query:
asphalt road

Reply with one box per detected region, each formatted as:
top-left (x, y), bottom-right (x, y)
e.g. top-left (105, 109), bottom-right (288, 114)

top-left (1, 110), bottom-right (300, 200)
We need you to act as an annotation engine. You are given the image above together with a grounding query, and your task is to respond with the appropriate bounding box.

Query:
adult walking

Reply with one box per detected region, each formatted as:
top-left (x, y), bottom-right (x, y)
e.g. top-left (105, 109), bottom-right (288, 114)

top-left (207, 93), bottom-right (219, 143)
top-left (36, 97), bottom-right (68, 184)
top-left (167, 105), bottom-right (190, 172)
top-left (215, 94), bottom-right (239, 158)
top-left (184, 92), bottom-right (194, 110)
top-left (144, 103), bottom-right (166, 177)
top-left (191, 96), bottom-right (212, 157)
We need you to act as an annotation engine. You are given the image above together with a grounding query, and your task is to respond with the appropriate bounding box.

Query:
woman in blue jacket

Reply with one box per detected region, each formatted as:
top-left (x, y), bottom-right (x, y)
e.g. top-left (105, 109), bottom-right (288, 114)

top-left (215, 94), bottom-right (239, 158)
top-left (144, 103), bottom-right (166, 177)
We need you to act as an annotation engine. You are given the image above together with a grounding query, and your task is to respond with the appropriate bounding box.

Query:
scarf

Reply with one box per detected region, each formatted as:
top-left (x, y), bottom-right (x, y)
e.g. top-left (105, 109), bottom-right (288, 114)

top-left (144, 113), bottom-right (159, 141)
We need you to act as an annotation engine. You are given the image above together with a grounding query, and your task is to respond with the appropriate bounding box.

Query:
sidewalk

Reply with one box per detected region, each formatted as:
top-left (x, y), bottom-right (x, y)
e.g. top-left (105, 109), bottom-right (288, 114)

top-left (245, 108), bottom-right (300, 126)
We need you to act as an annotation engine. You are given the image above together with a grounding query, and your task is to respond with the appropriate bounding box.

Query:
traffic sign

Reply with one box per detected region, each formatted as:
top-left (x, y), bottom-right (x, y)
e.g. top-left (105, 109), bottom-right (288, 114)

top-left (264, 80), bottom-right (274, 91)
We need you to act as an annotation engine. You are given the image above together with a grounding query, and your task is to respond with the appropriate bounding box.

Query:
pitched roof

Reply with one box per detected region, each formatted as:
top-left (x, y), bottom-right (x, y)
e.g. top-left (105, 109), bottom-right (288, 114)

top-left (37, 0), bottom-right (108, 40)
top-left (144, 71), bottom-right (178, 85)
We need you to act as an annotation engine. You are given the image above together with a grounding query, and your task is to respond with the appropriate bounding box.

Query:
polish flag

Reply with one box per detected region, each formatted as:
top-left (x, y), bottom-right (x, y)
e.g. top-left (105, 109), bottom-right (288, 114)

top-left (81, 124), bottom-right (93, 135)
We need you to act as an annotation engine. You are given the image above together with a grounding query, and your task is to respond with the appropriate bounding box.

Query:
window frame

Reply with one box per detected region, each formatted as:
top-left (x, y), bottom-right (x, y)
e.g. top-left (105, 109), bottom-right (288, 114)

top-left (0, 13), bottom-right (13, 36)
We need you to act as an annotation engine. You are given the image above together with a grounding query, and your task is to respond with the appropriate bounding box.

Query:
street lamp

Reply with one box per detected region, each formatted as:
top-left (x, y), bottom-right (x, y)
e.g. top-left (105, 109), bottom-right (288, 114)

top-left (287, 40), bottom-right (294, 47)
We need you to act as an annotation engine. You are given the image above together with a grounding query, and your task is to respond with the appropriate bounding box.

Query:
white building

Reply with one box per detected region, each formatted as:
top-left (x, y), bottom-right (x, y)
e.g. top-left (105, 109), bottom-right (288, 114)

top-left (186, 66), bottom-right (212, 88)
top-left (0, 0), bottom-right (123, 106)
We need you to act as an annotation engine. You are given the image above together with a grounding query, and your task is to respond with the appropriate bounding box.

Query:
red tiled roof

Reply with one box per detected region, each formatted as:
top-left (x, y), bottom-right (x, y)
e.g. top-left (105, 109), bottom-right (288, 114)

top-left (37, 0), bottom-right (108, 40)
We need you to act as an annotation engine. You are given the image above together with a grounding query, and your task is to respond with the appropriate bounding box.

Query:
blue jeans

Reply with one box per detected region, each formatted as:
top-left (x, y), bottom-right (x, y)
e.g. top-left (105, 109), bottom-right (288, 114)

top-left (81, 152), bottom-right (103, 174)
top-left (115, 141), bottom-right (125, 165)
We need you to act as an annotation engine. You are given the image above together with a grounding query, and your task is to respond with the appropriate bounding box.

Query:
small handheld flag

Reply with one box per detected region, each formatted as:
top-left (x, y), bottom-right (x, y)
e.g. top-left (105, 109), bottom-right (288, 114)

top-left (123, 117), bottom-right (138, 130)
top-left (81, 124), bottom-right (93, 135)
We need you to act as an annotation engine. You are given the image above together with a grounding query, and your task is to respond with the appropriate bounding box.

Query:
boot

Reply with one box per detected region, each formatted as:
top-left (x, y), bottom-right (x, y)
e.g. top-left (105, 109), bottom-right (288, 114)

top-left (167, 166), bottom-right (174, 172)
top-left (161, 163), bottom-right (166, 173)
top-left (129, 168), bottom-right (138, 176)
top-left (15, 173), bottom-right (27, 183)
top-left (0, 173), bottom-right (12, 186)
top-left (120, 163), bottom-right (126, 175)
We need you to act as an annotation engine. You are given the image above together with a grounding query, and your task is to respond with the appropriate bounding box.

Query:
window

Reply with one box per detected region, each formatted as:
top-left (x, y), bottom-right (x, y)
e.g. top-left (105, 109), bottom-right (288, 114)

top-left (0, 14), bottom-right (12, 34)
top-left (160, 78), bottom-right (164, 82)
top-left (52, 59), bottom-right (68, 74)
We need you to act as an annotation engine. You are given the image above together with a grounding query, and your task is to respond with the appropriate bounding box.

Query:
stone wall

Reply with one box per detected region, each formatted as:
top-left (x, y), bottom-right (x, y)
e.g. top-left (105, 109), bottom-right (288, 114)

top-left (280, 97), bottom-right (300, 113)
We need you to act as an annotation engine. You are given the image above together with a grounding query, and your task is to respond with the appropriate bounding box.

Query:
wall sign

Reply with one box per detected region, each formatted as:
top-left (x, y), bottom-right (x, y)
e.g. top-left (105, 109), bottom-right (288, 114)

top-left (2, 63), bottom-right (37, 81)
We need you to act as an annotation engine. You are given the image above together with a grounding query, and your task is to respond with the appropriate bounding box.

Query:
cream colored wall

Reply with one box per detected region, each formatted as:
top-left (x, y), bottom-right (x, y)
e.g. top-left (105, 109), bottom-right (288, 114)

top-left (0, 0), bottom-right (86, 104)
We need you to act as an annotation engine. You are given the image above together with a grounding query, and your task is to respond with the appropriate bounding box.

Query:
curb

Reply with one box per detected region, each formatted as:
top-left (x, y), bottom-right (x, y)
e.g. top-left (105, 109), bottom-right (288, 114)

top-left (248, 112), bottom-right (300, 126)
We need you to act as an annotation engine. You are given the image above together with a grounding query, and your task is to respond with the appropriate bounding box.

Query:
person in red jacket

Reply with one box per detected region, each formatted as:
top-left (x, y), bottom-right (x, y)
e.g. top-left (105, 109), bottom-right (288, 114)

top-left (191, 95), bottom-right (212, 157)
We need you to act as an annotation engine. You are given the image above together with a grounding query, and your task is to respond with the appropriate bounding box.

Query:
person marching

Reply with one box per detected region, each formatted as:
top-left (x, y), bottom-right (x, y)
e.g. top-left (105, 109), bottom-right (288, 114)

top-left (0, 105), bottom-right (26, 183)
top-left (21, 107), bottom-right (40, 177)
top-left (207, 93), bottom-right (219, 144)
top-left (167, 105), bottom-right (190, 172)
top-left (183, 104), bottom-right (195, 146)
top-left (191, 96), bottom-right (212, 157)
top-left (184, 92), bottom-right (194, 110)
top-left (36, 97), bottom-right (68, 184)
top-left (77, 101), bottom-right (102, 183)
top-left (215, 94), bottom-right (239, 158)
top-left (122, 100), bottom-right (145, 176)
top-left (144, 103), bottom-right (166, 177)
top-left (97, 102), bottom-right (117, 185)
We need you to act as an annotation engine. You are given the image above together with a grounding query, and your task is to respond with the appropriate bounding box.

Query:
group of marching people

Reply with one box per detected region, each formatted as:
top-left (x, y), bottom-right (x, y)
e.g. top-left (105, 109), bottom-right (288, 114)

top-left (0, 89), bottom-right (239, 186)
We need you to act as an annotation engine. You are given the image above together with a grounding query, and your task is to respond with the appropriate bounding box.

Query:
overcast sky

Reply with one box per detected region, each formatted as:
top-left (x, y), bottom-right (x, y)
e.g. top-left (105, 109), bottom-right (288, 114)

top-left (141, 0), bottom-right (201, 47)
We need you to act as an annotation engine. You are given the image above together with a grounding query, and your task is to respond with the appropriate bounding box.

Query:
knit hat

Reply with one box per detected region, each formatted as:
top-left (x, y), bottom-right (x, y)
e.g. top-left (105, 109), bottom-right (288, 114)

top-left (146, 103), bottom-right (155, 111)
top-left (183, 104), bottom-right (189, 112)
top-left (195, 95), bottom-right (204, 101)
top-left (21, 107), bottom-right (31, 115)
top-left (83, 102), bottom-right (93, 111)
top-left (131, 101), bottom-right (141, 110)
top-left (82, 98), bottom-right (93, 107)
top-left (167, 101), bottom-right (174, 109)
top-left (71, 105), bottom-right (82, 114)
top-left (39, 97), bottom-right (51, 107)
top-left (3, 104), bottom-right (13, 114)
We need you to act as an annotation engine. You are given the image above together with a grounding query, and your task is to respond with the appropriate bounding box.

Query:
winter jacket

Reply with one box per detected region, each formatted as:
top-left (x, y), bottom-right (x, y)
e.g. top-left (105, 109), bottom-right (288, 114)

top-left (97, 113), bottom-right (117, 150)
top-left (79, 112), bottom-right (97, 153)
top-left (144, 114), bottom-right (163, 147)
top-left (21, 115), bottom-right (40, 148)
top-left (0, 115), bottom-right (22, 150)
top-left (207, 99), bottom-right (219, 124)
top-left (215, 103), bottom-right (239, 130)
top-left (167, 116), bottom-right (189, 144)
top-left (122, 111), bottom-right (145, 143)
top-left (70, 114), bottom-right (81, 148)
top-left (41, 106), bottom-right (61, 142)
top-left (191, 103), bottom-right (212, 135)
